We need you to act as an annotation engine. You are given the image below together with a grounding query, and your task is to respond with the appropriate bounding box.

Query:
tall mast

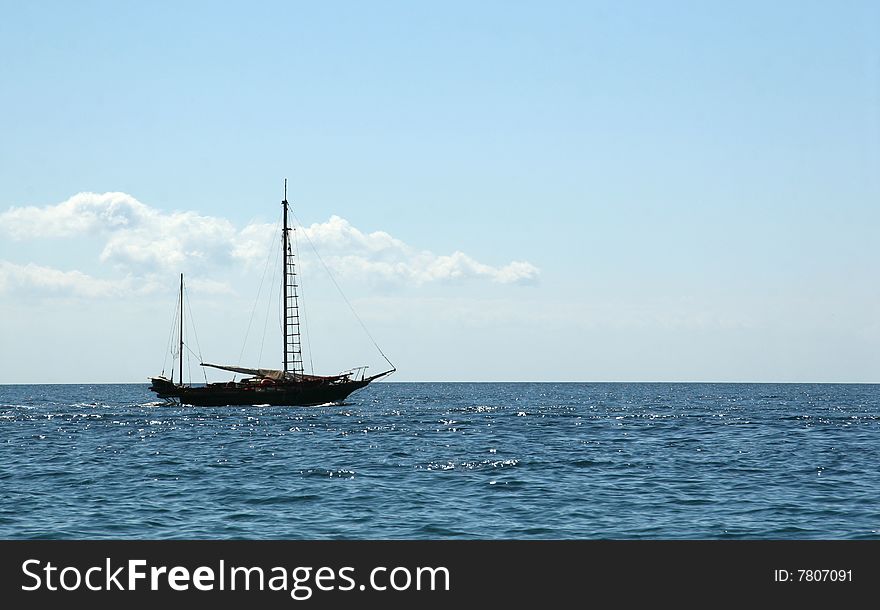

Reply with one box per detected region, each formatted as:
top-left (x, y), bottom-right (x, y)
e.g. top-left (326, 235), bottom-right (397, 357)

top-left (282, 182), bottom-right (289, 373)
top-left (282, 179), bottom-right (304, 377)
top-left (179, 272), bottom-right (184, 386)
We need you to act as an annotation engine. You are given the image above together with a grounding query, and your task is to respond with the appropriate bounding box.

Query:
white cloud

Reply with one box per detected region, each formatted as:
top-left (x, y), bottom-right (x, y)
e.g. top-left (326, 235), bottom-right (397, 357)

top-left (303, 215), bottom-right (408, 256)
top-left (0, 261), bottom-right (129, 298)
top-left (230, 222), bottom-right (276, 266)
top-left (298, 216), bottom-right (539, 285)
top-left (1, 192), bottom-right (238, 274)
top-left (97, 211), bottom-right (237, 272)
top-left (0, 191), bottom-right (147, 238)
top-left (0, 192), bottom-right (539, 290)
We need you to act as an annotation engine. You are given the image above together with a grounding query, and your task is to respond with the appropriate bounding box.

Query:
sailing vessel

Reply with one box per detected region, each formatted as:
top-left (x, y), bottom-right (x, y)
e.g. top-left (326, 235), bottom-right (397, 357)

top-left (149, 182), bottom-right (395, 406)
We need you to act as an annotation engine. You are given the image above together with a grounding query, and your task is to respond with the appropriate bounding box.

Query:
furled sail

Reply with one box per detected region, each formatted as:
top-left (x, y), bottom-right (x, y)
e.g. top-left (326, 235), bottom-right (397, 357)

top-left (200, 363), bottom-right (289, 381)
top-left (200, 362), bottom-right (352, 383)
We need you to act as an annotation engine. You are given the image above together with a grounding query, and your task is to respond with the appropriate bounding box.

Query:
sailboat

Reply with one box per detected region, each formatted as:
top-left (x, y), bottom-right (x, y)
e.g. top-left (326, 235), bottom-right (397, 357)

top-left (149, 182), bottom-right (395, 406)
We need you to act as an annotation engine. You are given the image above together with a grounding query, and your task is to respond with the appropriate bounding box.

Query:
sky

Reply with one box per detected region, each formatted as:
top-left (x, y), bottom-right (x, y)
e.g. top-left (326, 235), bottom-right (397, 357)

top-left (1, 1), bottom-right (878, 383)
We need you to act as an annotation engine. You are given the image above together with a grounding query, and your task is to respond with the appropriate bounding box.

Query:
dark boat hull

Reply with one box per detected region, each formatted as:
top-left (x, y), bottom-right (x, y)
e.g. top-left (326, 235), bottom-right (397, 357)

top-left (149, 376), bottom-right (373, 407)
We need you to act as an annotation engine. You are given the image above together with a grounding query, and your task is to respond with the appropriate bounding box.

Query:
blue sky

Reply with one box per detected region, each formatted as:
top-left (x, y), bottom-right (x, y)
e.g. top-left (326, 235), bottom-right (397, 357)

top-left (1, 1), bottom-right (878, 383)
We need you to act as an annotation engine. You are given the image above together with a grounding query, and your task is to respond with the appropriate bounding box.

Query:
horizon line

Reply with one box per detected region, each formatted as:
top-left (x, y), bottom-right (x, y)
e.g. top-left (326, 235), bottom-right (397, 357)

top-left (1, 380), bottom-right (878, 386)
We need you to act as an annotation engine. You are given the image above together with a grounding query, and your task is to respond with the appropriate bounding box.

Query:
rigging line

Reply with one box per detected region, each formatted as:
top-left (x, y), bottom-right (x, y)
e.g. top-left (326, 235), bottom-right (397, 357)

top-left (291, 211), bottom-right (396, 371)
top-left (279, 237), bottom-right (286, 338)
top-left (183, 283), bottom-right (208, 384)
top-left (237, 210), bottom-right (282, 367)
top-left (161, 291), bottom-right (180, 377)
top-left (186, 339), bottom-right (192, 386)
top-left (259, 236), bottom-right (281, 368)
top-left (293, 222), bottom-right (315, 375)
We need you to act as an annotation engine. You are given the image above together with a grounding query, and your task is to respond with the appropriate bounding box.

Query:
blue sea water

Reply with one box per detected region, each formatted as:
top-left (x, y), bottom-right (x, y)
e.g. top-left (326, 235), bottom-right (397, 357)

top-left (0, 382), bottom-right (878, 540)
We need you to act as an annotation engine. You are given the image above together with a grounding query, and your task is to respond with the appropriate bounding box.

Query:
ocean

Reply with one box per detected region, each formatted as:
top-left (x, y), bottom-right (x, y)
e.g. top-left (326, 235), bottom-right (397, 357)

top-left (0, 382), bottom-right (877, 540)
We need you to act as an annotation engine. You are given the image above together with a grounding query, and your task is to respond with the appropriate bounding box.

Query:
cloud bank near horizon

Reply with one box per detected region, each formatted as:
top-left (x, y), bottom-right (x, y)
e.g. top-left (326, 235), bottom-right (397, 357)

top-left (0, 192), bottom-right (539, 296)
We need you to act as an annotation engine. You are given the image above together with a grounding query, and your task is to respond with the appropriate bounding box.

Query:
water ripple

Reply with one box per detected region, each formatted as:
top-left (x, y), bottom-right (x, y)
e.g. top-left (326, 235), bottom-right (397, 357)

top-left (0, 382), bottom-right (878, 539)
